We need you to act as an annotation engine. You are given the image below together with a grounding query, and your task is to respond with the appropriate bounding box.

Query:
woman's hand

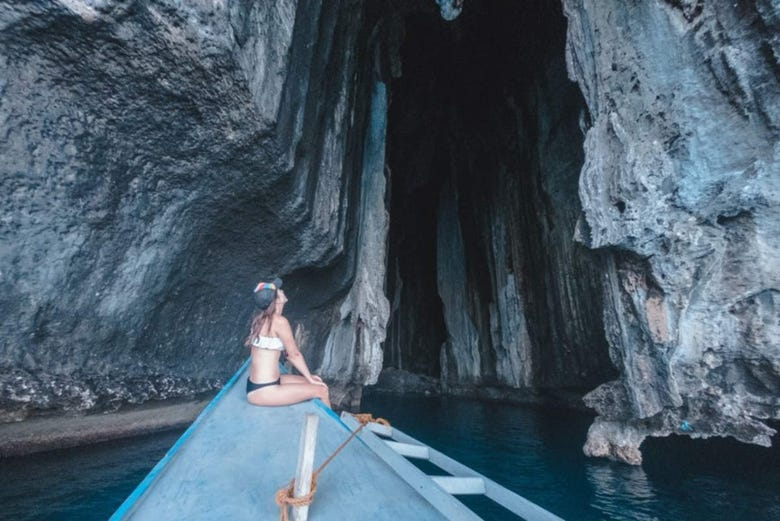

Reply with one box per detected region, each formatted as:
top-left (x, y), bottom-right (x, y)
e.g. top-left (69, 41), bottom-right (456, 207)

top-left (308, 375), bottom-right (328, 387)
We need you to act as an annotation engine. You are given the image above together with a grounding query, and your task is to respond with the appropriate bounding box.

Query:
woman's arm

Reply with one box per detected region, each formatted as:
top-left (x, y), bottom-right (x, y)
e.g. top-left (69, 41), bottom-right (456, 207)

top-left (275, 317), bottom-right (324, 385)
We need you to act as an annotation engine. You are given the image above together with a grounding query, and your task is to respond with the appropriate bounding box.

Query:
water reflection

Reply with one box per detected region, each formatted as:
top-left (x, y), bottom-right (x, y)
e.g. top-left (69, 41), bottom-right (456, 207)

top-left (361, 393), bottom-right (780, 521)
top-left (586, 462), bottom-right (659, 521)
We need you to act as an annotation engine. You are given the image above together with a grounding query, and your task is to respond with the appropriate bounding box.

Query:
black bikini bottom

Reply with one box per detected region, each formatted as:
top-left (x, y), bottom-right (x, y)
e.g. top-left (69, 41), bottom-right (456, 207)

top-left (246, 377), bottom-right (281, 394)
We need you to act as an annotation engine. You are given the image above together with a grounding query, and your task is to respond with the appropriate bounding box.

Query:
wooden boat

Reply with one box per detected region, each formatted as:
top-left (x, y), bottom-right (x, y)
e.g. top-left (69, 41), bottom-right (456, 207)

top-left (111, 359), bottom-right (564, 520)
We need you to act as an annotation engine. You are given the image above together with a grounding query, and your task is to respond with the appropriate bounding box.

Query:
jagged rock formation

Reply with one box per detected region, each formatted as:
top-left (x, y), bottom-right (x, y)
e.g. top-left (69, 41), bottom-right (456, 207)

top-left (563, 0), bottom-right (780, 463)
top-left (0, 0), bottom-right (388, 417)
top-left (383, 1), bottom-right (614, 394)
top-left (1, 0), bottom-right (778, 466)
top-left (316, 81), bottom-right (391, 409)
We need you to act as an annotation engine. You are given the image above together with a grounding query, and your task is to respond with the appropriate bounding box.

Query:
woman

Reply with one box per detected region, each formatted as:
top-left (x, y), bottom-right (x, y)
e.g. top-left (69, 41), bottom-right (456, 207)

top-left (244, 278), bottom-right (331, 408)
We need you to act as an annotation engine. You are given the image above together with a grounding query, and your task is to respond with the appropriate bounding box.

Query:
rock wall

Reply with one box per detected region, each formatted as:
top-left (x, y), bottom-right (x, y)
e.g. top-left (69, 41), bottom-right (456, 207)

top-left (316, 81), bottom-right (391, 408)
top-left (437, 178), bottom-right (483, 386)
top-left (383, 1), bottom-right (614, 392)
top-left (0, 0), bottom-right (389, 418)
top-left (563, 0), bottom-right (780, 463)
top-left (3, 0), bottom-right (777, 464)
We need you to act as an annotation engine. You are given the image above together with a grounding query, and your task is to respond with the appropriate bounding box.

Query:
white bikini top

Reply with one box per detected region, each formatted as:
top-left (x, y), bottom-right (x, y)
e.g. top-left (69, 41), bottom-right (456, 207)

top-left (251, 335), bottom-right (284, 351)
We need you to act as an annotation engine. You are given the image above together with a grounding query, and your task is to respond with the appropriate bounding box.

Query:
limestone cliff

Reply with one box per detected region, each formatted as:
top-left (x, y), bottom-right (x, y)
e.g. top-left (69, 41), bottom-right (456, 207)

top-left (1, 0), bottom-right (778, 466)
top-left (0, 0), bottom-right (388, 417)
top-left (383, 1), bottom-right (614, 395)
top-left (563, 0), bottom-right (780, 463)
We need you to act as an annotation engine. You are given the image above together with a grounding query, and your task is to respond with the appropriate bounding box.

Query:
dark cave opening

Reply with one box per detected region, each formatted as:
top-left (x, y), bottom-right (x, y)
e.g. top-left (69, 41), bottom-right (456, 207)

top-left (384, 1), bottom-right (616, 388)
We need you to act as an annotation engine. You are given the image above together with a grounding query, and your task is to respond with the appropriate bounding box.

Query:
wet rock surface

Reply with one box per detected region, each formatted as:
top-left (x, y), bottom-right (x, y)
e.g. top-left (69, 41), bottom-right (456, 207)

top-left (367, 367), bottom-right (440, 396)
top-left (0, 0), bottom-right (387, 416)
top-left (564, 0), bottom-right (780, 462)
top-left (0, 397), bottom-right (210, 457)
top-left (383, 0), bottom-right (614, 393)
top-left (1, 0), bottom-right (778, 464)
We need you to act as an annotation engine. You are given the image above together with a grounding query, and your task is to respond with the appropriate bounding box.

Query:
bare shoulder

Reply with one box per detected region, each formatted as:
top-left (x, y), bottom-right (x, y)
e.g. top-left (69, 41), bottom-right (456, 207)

top-left (272, 315), bottom-right (293, 336)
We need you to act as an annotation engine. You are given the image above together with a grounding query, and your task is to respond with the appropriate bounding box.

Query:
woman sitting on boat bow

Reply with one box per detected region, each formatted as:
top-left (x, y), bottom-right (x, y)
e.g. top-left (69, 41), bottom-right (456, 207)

top-left (244, 278), bottom-right (331, 408)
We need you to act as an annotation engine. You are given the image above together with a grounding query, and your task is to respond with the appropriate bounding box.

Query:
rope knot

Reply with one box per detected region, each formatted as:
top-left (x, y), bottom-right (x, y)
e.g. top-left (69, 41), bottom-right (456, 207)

top-left (275, 412), bottom-right (390, 521)
top-left (275, 477), bottom-right (318, 521)
top-left (353, 413), bottom-right (391, 428)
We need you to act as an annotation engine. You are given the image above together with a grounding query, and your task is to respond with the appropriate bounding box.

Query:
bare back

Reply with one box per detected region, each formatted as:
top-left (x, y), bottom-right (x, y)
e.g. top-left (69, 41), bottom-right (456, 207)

top-left (244, 304), bottom-right (331, 408)
top-left (249, 315), bottom-right (283, 383)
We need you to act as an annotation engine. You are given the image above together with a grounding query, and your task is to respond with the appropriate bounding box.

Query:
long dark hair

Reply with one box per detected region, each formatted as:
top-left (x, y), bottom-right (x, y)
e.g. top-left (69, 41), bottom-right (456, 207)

top-left (244, 300), bottom-right (277, 348)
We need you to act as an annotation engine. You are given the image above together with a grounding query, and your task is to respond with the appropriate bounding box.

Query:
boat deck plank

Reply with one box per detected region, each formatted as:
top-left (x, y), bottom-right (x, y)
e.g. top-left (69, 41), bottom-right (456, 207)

top-left (117, 363), bottom-right (449, 520)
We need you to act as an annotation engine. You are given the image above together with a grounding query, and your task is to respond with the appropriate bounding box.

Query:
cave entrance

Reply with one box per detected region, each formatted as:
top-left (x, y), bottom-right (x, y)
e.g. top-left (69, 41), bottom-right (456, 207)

top-left (383, 1), bottom-right (614, 388)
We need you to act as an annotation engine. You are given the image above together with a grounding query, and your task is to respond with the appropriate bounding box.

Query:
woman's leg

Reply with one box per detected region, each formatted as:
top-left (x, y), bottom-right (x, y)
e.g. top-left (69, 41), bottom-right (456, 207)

top-left (247, 383), bottom-right (331, 408)
top-left (279, 374), bottom-right (309, 385)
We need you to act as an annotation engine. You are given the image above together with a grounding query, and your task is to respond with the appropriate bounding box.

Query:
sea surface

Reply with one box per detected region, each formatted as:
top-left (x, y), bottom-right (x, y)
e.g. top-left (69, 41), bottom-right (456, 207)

top-left (361, 394), bottom-right (780, 521)
top-left (1, 394), bottom-right (778, 521)
top-left (0, 429), bottom-right (184, 521)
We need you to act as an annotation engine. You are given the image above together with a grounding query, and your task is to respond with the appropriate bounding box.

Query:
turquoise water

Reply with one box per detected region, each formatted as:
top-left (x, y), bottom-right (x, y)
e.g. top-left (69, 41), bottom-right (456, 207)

top-left (0, 395), bottom-right (778, 520)
top-left (0, 429), bottom-right (184, 521)
top-left (361, 394), bottom-right (780, 521)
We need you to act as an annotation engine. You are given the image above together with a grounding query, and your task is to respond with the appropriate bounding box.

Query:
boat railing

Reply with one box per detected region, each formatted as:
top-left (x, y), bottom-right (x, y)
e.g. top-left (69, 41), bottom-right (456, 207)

top-left (341, 412), bottom-right (565, 521)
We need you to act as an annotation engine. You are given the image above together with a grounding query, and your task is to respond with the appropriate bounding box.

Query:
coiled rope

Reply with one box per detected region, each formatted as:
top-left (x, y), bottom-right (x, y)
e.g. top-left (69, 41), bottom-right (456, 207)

top-left (275, 413), bottom-right (390, 521)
